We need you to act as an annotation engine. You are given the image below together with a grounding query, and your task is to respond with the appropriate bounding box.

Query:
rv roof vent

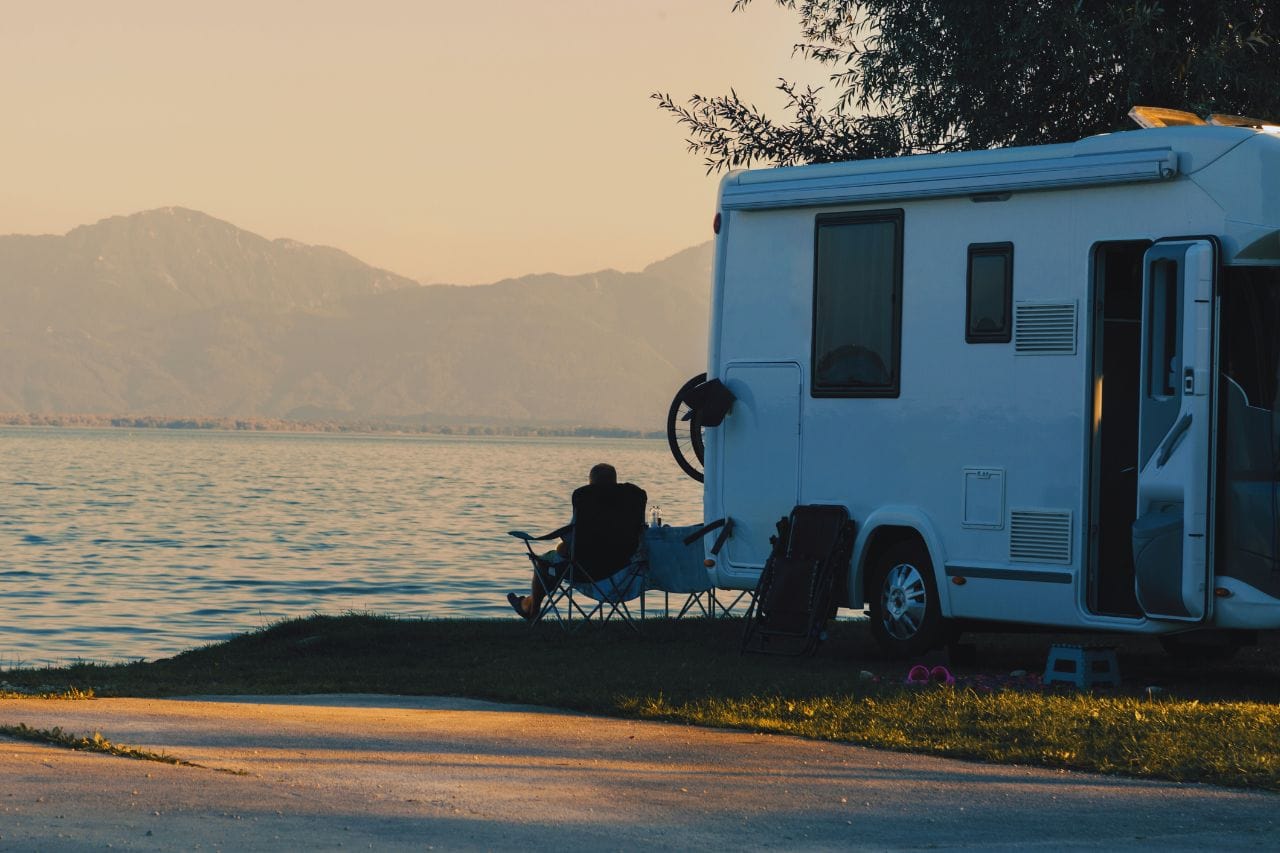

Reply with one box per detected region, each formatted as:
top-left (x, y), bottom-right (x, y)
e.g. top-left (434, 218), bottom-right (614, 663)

top-left (1207, 113), bottom-right (1280, 131)
top-left (1010, 509), bottom-right (1073, 565)
top-left (1129, 106), bottom-right (1279, 131)
top-left (1014, 302), bottom-right (1077, 355)
top-left (1128, 106), bottom-right (1207, 128)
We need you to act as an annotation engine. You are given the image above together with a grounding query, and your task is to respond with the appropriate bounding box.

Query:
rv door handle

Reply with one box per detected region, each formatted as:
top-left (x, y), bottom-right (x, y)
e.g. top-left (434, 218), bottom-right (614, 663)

top-left (1183, 368), bottom-right (1196, 395)
top-left (1156, 413), bottom-right (1193, 468)
top-left (711, 519), bottom-right (735, 556)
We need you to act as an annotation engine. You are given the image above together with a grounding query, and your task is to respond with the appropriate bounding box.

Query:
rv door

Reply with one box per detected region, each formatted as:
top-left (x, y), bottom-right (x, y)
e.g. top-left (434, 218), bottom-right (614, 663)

top-left (1133, 239), bottom-right (1217, 621)
top-left (717, 362), bottom-right (802, 580)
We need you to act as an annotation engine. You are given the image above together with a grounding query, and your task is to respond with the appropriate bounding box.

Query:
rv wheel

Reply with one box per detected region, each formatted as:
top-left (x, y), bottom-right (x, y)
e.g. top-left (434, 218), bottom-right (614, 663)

top-left (868, 540), bottom-right (944, 659)
top-left (666, 373), bottom-right (707, 483)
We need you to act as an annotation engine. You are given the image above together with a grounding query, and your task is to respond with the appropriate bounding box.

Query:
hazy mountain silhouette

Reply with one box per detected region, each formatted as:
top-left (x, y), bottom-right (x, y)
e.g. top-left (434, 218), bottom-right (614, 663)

top-left (0, 208), bottom-right (711, 429)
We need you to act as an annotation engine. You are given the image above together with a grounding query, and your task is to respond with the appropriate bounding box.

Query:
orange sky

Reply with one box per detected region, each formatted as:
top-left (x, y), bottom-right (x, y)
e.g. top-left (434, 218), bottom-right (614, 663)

top-left (1, 1), bottom-right (818, 283)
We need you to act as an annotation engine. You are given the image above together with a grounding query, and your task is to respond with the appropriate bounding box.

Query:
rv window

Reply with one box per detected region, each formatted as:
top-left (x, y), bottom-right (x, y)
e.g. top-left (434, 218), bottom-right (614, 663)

top-left (812, 210), bottom-right (903, 397)
top-left (1147, 259), bottom-right (1181, 399)
top-left (966, 243), bottom-right (1013, 343)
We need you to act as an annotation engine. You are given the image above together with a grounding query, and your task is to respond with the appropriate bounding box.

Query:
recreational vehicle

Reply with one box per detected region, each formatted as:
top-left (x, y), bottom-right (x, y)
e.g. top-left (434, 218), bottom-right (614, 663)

top-left (667, 108), bottom-right (1280, 657)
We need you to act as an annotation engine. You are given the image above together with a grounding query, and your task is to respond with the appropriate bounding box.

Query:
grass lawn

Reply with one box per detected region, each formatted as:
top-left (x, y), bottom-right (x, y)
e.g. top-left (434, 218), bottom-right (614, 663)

top-left (2, 614), bottom-right (1279, 791)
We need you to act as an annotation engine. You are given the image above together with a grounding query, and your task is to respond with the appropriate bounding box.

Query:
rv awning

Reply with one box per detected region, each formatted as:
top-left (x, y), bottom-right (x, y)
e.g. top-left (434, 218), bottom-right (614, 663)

top-left (720, 148), bottom-right (1180, 211)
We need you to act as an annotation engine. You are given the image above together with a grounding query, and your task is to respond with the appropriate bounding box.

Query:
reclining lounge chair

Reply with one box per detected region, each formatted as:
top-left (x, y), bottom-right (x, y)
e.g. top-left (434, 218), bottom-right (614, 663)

top-left (741, 504), bottom-right (856, 656)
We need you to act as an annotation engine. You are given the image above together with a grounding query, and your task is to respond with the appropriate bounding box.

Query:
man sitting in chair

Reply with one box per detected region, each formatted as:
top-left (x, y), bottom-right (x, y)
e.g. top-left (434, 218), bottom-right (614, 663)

top-left (508, 463), bottom-right (647, 620)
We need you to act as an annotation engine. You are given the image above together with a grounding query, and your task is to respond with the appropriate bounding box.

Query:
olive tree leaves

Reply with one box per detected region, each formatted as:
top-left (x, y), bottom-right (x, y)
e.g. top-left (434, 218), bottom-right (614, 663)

top-left (655, 1), bottom-right (1280, 171)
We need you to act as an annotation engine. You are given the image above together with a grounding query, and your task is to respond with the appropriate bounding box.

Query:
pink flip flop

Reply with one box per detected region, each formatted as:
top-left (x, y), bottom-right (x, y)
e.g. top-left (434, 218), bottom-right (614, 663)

top-left (929, 665), bottom-right (955, 686)
top-left (906, 664), bottom-right (930, 685)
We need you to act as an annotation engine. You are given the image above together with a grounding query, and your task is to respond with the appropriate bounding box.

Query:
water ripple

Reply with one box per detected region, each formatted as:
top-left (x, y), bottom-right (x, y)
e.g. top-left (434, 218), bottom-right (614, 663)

top-left (0, 427), bottom-right (701, 665)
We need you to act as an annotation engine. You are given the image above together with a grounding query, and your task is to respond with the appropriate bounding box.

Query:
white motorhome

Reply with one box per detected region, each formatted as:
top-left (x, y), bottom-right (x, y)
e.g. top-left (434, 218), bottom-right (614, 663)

top-left (667, 111), bottom-right (1280, 657)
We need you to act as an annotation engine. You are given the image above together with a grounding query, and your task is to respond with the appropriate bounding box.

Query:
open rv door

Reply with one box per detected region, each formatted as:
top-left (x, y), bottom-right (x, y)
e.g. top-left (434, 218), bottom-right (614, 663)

top-left (1133, 239), bottom-right (1217, 621)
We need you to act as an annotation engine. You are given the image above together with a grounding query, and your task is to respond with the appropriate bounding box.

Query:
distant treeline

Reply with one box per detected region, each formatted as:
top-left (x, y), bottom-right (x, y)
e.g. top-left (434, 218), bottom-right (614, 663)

top-left (0, 412), bottom-right (662, 440)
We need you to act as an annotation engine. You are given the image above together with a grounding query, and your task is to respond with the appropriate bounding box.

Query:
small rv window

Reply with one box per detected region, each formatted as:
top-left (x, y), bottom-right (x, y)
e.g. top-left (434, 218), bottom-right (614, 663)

top-left (812, 210), bottom-right (904, 398)
top-left (1148, 259), bottom-right (1182, 398)
top-left (966, 243), bottom-right (1013, 343)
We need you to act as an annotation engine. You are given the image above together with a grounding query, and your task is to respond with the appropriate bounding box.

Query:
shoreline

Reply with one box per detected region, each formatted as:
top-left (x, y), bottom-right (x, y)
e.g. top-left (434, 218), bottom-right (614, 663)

top-left (0, 415), bottom-right (664, 440)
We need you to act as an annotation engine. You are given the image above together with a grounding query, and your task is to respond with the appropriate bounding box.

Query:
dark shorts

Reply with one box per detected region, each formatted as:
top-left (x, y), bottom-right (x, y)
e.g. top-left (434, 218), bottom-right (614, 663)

top-left (534, 548), bottom-right (570, 593)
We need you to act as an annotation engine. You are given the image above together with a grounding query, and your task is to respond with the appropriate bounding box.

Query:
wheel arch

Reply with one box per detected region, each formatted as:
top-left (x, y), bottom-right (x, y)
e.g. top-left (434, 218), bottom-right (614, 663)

top-left (847, 508), bottom-right (949, 615)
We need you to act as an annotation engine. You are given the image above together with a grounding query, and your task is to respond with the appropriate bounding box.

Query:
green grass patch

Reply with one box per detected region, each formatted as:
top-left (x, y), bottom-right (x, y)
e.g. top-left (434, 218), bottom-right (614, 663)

top-left (2, 614), bottom-right (1278, 790)
top-left (628, 692), bottom-right (1280, 790)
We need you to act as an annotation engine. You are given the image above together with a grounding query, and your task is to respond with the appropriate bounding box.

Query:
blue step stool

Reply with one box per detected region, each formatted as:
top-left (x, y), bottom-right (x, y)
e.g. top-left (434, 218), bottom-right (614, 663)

top-left (1043, 644), bottom-right (1121, 688)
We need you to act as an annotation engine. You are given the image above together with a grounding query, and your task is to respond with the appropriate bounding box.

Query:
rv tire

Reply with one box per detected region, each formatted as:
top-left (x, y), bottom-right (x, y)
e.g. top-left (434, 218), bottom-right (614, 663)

top-left (666, 373), bottom-right (707, 483)
top-left (868, 539), bottom-right (945, 659)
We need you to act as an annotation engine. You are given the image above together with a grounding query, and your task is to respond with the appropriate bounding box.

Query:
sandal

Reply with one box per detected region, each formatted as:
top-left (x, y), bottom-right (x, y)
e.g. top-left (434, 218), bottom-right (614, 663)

top-left (930, 665), bottom-right (956, 686)
top-left (906, 664), bottom-right (930, 685)
top-left (507, 592), bottom-right (534, 622)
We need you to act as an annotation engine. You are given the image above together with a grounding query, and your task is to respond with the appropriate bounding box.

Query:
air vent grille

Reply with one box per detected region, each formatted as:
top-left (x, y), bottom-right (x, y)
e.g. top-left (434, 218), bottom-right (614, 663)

top-left (1010, 509), bottom-right (1073, 564)
top-left (1015, 302), bottom-right (1077, 355)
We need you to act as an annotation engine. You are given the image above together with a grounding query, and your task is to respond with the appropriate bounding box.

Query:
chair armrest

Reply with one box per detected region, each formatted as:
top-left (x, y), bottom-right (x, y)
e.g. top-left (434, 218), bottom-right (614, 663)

top-left (508, 524), bottom-right (574, 542)
top-left (681, 518), bottom-right (727, 546)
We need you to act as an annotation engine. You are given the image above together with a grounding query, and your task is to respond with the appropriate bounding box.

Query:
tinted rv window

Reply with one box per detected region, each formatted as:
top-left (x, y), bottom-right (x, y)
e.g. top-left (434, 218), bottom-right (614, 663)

top-left (812, 210), bottom-right (903, 397)
top-left (966, 243), bottom-right (1013, 342)
top-left (1147, 259), bottom-right (1182, 399)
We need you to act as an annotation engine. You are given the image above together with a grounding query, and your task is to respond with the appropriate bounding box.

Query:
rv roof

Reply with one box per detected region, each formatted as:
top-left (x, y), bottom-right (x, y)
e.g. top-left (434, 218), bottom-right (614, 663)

top-left (719, 126), bottom-right (1263, 212)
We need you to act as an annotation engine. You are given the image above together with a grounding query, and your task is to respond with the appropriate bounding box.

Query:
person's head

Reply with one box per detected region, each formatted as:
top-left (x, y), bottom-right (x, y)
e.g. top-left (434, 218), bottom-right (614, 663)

top-left (588, 463), bottom-right (617, 486)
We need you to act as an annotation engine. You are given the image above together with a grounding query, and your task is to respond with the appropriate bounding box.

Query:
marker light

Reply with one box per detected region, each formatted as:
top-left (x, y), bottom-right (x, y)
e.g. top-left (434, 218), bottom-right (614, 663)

top-left (1215, 587), bottom-right (1233, 598)
top-left (951, 576), bottom-right (967, 586)
top-left (704, 558), bottom-right (716, 568)
top-left (713, 212), bottom-right (721, 234)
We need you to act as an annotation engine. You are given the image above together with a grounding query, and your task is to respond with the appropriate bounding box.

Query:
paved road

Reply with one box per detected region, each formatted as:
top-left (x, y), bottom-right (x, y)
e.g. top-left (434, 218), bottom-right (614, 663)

top-left (0, 694), bottom-right (1275, 850)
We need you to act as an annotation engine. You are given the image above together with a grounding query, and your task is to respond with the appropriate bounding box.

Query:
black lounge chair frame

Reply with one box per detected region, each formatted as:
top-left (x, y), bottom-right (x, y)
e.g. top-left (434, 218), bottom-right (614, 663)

top-left (741, 505), bottom-right (857, 657)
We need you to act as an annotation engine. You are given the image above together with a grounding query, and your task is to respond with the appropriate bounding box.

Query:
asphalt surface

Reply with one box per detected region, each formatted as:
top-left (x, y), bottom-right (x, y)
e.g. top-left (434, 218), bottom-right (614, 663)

top-left (0, 694), bottom-right (1276, 851)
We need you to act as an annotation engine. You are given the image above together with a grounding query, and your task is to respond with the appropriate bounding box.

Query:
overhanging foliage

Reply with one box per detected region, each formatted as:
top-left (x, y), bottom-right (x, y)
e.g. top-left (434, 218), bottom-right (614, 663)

top-left (655, 1), bottom-right (1280, 171)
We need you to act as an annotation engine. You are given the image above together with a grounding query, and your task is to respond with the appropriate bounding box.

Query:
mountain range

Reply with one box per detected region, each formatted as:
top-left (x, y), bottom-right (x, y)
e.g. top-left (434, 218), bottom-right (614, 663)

top-left (0, 208), bottom-right (712, 430)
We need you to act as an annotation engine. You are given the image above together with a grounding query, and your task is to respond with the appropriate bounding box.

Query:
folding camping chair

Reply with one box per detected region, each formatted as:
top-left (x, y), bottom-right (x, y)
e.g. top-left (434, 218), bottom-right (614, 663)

top-left (509, 481), bottom-right (648, 631)
top-left (643, 519), bottom-right (754, 618)
top-left (642, 523), bottom-right (713, 617)
top-left (741, 504), bottom-right (856, 656)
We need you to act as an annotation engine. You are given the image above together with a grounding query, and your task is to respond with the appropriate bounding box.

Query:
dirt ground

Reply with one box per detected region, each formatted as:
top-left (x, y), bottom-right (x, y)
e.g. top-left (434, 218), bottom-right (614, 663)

top-left (1, 694), bottom-right (1277, 851)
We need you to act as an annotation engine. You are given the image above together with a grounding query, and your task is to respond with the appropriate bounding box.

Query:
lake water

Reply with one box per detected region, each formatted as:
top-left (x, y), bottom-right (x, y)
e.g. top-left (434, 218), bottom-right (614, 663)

top-left (0, 428), bottom-right (702, 666)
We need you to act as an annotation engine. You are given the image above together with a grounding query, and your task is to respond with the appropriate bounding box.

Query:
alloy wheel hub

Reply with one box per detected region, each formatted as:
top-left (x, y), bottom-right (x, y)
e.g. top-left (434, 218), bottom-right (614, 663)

top-left (881, 561), bottom-right (927, 640)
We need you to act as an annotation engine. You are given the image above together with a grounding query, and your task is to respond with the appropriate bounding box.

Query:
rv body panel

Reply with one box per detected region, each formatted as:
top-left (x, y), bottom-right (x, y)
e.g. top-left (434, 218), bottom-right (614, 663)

top-left (1191, 134), bottom-right (1280, 243)
top-left (703, 126), bottom-right (1280, 634)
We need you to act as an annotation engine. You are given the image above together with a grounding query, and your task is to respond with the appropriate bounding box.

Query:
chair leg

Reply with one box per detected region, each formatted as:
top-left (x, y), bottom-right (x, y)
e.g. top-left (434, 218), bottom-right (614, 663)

top-left (714, 589), bottom-right (753, 618)
top-left (567, 586), bottom-right (602, 627)
top-left (526, 556), bottom-right (574, 630)
top-left (592, 571), bottom-right (643, 634)
top-left (533, 581), bottom-right (570, 629)
top-left (672, 591), bottom-right (710, 620)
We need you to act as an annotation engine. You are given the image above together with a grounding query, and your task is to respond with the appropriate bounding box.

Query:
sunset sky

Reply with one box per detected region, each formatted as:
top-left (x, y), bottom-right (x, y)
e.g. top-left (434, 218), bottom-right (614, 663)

top-left (2, 1), bottom-right (817, 284)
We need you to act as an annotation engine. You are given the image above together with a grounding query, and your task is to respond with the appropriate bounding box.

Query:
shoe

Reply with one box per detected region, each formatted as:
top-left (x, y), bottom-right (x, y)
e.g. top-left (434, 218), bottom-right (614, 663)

top-left (507, 592), bottom-right (534, 622)
top-left (930, 665), bottom-right (955, 686)
top-left (906, 664), bottom-right (930, 685)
